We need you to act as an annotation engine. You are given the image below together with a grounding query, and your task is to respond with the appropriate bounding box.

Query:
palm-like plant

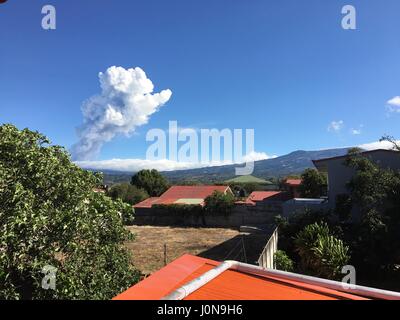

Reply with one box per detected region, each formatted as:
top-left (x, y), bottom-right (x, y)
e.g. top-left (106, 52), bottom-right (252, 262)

top-left (294, 222), bottom-right (350, 280)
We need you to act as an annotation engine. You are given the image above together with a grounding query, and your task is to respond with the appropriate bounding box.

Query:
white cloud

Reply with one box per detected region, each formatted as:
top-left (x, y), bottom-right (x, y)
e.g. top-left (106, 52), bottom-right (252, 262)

top-left (242, 151), bottom-right (277, 162)
top-left (328, 120), bottom-right (344, 132)
top-left (350, 124), bottom-right (363, 135)
top-left (358, 140), bottom-right (400, 151)
top-left (387, 96), bottom-right (400, 112)
top-left (74, 151), bottom-right (277, 172)
top-left (71, 66), bottom-right (172, 161)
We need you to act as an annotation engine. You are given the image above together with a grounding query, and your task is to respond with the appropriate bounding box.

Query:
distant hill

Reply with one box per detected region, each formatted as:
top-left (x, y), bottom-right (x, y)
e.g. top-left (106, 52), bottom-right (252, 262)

top-left (225, 175), bottom-right (272, 184)
top-left (90, 147), bottom-right (351, 185)
top-left (162, 148), bottom-right (350, 183)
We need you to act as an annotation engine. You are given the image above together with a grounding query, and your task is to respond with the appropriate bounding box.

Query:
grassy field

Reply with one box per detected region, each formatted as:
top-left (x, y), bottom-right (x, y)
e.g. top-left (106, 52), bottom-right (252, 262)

top-left (225, 175), bottom-right (271, 184)
top-left (125, 226), bottom-right (270, 274)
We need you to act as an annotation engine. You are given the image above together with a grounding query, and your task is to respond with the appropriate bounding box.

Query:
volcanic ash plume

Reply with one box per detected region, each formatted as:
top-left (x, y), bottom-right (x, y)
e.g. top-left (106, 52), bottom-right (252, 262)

top-left (71, 66), bottom-right (172, 161)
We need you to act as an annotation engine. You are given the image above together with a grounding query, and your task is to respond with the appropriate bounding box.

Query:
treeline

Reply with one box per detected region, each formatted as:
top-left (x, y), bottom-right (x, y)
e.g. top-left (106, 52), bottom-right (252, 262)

top-left (275, 144), bottom-right (400, 290)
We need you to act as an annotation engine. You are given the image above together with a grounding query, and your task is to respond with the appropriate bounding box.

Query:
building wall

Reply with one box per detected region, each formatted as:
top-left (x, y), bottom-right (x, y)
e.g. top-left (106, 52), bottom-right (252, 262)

top-left (282, 199), bottom-right (329, 217)
top-left (133, 201), bottom-right (283, 228)
top-left (326, 151), bottom-right (400, 210)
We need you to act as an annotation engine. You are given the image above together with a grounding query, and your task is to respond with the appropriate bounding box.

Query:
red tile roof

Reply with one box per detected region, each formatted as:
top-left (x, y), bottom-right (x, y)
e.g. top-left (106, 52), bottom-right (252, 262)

top-left (133, 197), bottom-right (160, 208)
top-left (285, 179), bottom-right (302, 187)
top-left (134, 185), bottom-right (232, 208)
top-left (113, 255), bottom-right (398, 300)
top-left (236, 191), bottom-right (286, 206)
top-left (248, 191), bottom-right (282, 202)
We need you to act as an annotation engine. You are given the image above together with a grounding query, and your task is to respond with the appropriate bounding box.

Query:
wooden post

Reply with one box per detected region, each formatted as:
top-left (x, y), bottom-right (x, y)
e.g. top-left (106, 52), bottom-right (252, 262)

top-left (164, 244), bottom-right (167, 266)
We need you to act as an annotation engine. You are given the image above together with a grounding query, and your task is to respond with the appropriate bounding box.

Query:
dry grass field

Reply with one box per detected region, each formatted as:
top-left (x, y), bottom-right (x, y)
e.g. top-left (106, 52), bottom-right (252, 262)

top-left (125, 225), bottom-right (269, 274)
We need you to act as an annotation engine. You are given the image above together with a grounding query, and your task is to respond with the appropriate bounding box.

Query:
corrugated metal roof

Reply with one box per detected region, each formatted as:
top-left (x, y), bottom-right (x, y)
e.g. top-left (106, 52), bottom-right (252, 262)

top-left (113, 255), bottom-right (372, 300)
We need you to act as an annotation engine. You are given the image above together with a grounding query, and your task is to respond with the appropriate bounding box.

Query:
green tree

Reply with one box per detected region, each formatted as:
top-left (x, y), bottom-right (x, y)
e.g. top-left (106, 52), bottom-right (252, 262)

top-left (131, 169), bottom-right (169, 197)
top-left (204, 191), bottom-right (235, 216)
top-left (294, 222), bottom-right (350, 280)
top-left (0, 124), bottom-right (139, 299)
top-left (108, 183), bottom-right (149, 205)
top-left (298, 168), bottom-right (327, 198)
top-left (344, 149), bottom-right (400, 272)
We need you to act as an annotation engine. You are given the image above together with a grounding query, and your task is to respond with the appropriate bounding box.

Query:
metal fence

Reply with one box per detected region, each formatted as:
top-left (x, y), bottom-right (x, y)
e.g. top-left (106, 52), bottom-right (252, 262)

top-left (257, 227), bottom-right (278, 269)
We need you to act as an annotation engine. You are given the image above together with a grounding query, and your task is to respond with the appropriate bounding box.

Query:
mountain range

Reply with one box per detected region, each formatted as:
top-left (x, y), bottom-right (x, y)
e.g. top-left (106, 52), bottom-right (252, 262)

top-left (100, 147), bottom-right (350, 185)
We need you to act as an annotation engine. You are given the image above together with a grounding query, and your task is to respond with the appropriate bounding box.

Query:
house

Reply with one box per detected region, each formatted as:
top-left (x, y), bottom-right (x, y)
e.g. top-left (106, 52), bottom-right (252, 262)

top-left (283, 178), bottom-right (302, 198)
top-left (312, 149), bottom-right (400, 218)
top-left (236, 191), bottom-right (289, 206)
top-left (134, 185), bottom-right (233, 208)
top-left (113, 254), bottom-right (400, 300)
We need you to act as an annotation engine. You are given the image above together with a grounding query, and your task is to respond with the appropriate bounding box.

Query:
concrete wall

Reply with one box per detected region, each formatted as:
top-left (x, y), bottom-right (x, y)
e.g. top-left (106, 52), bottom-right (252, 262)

top-left (282, 199), bottom-right (329, 217)
top-left (134, 201), bottom-right (283, 228)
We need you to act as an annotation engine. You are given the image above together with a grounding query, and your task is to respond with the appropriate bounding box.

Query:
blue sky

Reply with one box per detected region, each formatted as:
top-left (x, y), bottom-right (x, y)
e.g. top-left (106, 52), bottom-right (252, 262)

top-left (1, 0), bottom-right (400, 170)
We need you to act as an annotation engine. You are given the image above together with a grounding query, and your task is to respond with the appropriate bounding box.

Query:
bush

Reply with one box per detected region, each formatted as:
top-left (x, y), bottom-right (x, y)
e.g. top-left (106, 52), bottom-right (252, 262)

top-left (274, 250), bottom-right (294, 272)
top-left (107, 183), bottom-right (149, 205)
top-left (335, 194), bottom-right (353, 221)
top-left (152, 204), bottom-right (204, 217)
top-left (204, 191), bottom-right (235, 216)
top-left (294, 222), bottom-right (350, 280)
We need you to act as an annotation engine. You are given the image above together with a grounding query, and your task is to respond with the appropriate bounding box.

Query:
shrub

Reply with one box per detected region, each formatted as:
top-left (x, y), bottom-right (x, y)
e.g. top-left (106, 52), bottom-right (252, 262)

top-left (335, 194), bottom-right (353, 221)
top-left (294, 222), bottom-right (350, 280)
top-left (107, 183), bottom-right (149, 205)
top-left (274, 250), bottom-right (294, 272)
top-left (204, 191), bottom-right (235, 216)
top-left (152, 204), bottom-right (204, 217)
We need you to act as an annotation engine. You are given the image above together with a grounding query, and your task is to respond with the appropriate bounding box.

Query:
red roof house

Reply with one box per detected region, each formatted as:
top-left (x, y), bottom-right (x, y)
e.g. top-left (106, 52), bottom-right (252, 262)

top-left (283, 178), bottom-right (303, 198)
top-left (113, 254), bottom-right (400, 300)
top-left (236, 191), bottom-right (286, 206)
top-left (284, 179), bottom-right (302, 187)
top-left (134, 185), bottom-right (233, 208)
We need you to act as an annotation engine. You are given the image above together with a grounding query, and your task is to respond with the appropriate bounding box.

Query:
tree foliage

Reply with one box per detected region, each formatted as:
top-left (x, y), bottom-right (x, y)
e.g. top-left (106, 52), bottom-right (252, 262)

top-left (204, 191), bottom-right (235, 216)
top-left (344, 149), bottom-right (400, 271)
top-left (298, 168), bottom-right (327, 198)
top-left (131, 169), bottom-right (169, 197)
top-left (107, 182), bottom-right (149, 205)
top-left (274, 250), bottom-right (294, 272)
top-left (0, 124), bottom-right (139, 299)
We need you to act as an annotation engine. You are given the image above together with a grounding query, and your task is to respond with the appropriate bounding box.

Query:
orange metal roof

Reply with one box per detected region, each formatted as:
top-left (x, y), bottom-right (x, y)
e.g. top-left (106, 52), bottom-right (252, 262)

top-left (236, 191), bottom-right (288, 206)
top-left (160, 185), bottom-right (231, 200)
top-left (248, 191), bottom-right (282, 202)
top-left (134, 185), bottom-right (231, 208)
top-left (133, 197), bottom-right (160, 208)
top-left (113, 254), bottom-right (369, 300)
top-left (285, 179), bottom-right (302, 187)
